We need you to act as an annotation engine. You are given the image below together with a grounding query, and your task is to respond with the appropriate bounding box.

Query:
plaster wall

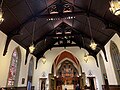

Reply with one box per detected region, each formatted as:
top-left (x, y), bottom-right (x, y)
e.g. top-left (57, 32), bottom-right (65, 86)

top-left (32, 47), bottom-right (103, 90)
top-left (1, 30), bottom-right (120, 90)
top-left (99, 33), bottom-right (120, 85)
top-left (0, 31), bottom-right (36, 87)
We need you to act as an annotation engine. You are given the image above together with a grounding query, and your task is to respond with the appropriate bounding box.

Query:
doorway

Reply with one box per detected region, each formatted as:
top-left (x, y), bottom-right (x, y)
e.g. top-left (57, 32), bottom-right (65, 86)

top-left (88, 77), bottom-right (95, 90)
top-left (39, 78), bottom-right (47, 90)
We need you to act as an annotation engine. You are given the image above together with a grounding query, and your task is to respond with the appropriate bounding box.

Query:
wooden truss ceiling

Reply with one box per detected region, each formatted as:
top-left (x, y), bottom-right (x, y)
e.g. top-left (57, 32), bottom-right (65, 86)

top-left (0, 0), bottom-right (120, 68)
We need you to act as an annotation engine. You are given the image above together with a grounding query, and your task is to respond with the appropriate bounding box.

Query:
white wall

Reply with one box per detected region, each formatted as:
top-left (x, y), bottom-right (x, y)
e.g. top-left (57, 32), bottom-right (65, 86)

top-left (0, 31), bottom-right (36, 87)
top-left (32, 47), bottom-right (103, 90)
top-left (1, 30), bottom-right (120, 90)
top-left (98, 33), bottom-right (120, 85)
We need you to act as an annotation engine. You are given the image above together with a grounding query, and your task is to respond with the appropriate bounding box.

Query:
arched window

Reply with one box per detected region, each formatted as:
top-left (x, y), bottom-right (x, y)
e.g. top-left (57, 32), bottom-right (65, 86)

top-left (7, 47), bottom-right (21, 87)
top-left (110, 41), bottom-right (120, 84)
top-left (99, 54), bottom-right (108, 85)
top-left (27, 57), bottom-right (34, 90)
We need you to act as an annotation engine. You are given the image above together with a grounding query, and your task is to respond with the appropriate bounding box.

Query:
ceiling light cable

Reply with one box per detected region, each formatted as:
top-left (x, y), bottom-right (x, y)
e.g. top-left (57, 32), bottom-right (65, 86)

top-left (87, 17), bottom-right (97, 50)
top-left (87, 17), bottom-right (93, 40)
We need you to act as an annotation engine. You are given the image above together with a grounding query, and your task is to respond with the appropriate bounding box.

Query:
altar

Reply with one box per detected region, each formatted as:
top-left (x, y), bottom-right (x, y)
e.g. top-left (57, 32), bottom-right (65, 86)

top-left (62, 85), bottom-right (74, 90)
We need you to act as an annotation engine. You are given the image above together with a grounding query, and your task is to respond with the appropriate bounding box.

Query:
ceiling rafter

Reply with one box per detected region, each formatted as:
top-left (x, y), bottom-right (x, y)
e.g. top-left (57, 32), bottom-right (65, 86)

top-left (3, 0), bottom-right (120, 44)
top-left (65, 0), bottom-right (120, 31)
top-left (2, 1), bottom-right (57, 56)
top-left (74, 18), bottom-right (110, 37)
top-left (25, 0), bottom-right (34, 15)
top-left (4, 0), bottom-right (119, 42)
top-left (1, 0), bottom-right (118, 66)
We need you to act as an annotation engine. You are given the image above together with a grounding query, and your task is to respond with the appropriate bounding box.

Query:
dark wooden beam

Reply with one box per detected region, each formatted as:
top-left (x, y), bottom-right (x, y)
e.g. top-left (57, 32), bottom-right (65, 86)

top-left (3, 27), bottom-right (22, 56)
top-left (3, 37), bottom-right (11, 56)
top-left (100, 46), bottom-right (108, 62)
top-left (25, 48), bottom-right (29, 65)
top-left (5, 1), bottom-right (57, 37)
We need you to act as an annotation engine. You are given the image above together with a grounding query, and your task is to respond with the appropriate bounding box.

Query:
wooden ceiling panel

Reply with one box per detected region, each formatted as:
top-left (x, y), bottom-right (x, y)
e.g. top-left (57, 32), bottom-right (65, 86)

top-left (47, 0), bottom-right (56, 6)
top-left (75, 0), bottom-right (89, 9)
top-left (9, 1), bottom-right (32, 23)
top-left (90, 0), bottom-right (109, 16)
top-left (0, 10), bottom-right (20, 34)
top-left (1, 0), bottom-right (120, 62)
top-left (34, 21), bottom-right (53, 41)
top-left (4, 0), bottom-right (23, 8)
top-left (27, 0), bottom-right (47, 14)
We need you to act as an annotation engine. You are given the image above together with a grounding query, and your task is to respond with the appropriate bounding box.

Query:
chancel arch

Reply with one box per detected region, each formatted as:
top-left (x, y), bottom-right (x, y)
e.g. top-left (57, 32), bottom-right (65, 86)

top-left (7, 47), bottom-right (21, 87)
top-left (49, 50), bottom-right (83, 90)
top-left (110, 41), bottom-right (120, 84)
top-left (53, 50), bottom-right (82, 76)
top-left (56, 58), bottom-right (81, 76)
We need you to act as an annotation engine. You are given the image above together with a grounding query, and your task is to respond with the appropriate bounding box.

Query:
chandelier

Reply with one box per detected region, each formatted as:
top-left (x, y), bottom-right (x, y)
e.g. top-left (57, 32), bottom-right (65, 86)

top-left (0, 0), bottom-right (4, 24)
top-left (29, 21), bottom-right (36, 53)
top-left (109, 0), bottom-right (120, 15)
top-left (29, 44), bottom-right (35, 53)
top-left (89, 39), bottom-right (97, 50)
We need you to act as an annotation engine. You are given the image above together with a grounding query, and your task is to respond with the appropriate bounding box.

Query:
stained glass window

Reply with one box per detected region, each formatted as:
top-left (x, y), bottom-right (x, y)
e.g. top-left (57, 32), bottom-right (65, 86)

top-left (7, 48), bottom-right (20, 87)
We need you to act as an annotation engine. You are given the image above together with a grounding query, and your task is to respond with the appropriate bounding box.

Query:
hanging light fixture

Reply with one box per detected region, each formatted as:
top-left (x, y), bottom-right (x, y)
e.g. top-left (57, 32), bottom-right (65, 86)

top-left (109, 0), bottom-right (120, 15)
top-left (84, 53), bottom-right (89, 63)
top-left (0, 0), bottom-right (4, 24)
top-left (89, 39), bottom-right (97, 50)
top-left (87, 17), bottom-right (97, 50)
top-left (29, 44), bottom-right (35, 53)
top-left (41, 55), bottom-right (46, 64)
top-left (29, 21), bottom-right (36, 53)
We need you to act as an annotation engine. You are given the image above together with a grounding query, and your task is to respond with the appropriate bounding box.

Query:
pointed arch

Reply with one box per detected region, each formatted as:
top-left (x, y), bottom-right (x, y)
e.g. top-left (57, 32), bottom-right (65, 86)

top-left (110, 41), bottom-right (120, 84)
top-left (27, 56), bottom-right (34, 89)
top-left (7, 47), bottom-right (21, 87)
top-left (99, 54), bottom-right (106, 74)
top-left (53, 50), bottom-right (82, 77)
top-left (99, 54), bottom-right (108, 85)
top-left (28, 56), bottom-right (34, 81)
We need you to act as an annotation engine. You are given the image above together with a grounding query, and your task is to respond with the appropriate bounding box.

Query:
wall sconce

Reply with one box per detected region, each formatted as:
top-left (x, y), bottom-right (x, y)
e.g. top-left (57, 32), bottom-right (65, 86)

top-left (41, 55), bottom-right (46, 64)
top-left (84, 53), bottom-right (89, 63)
top-left (109, 0), bottom-right (120, 15)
